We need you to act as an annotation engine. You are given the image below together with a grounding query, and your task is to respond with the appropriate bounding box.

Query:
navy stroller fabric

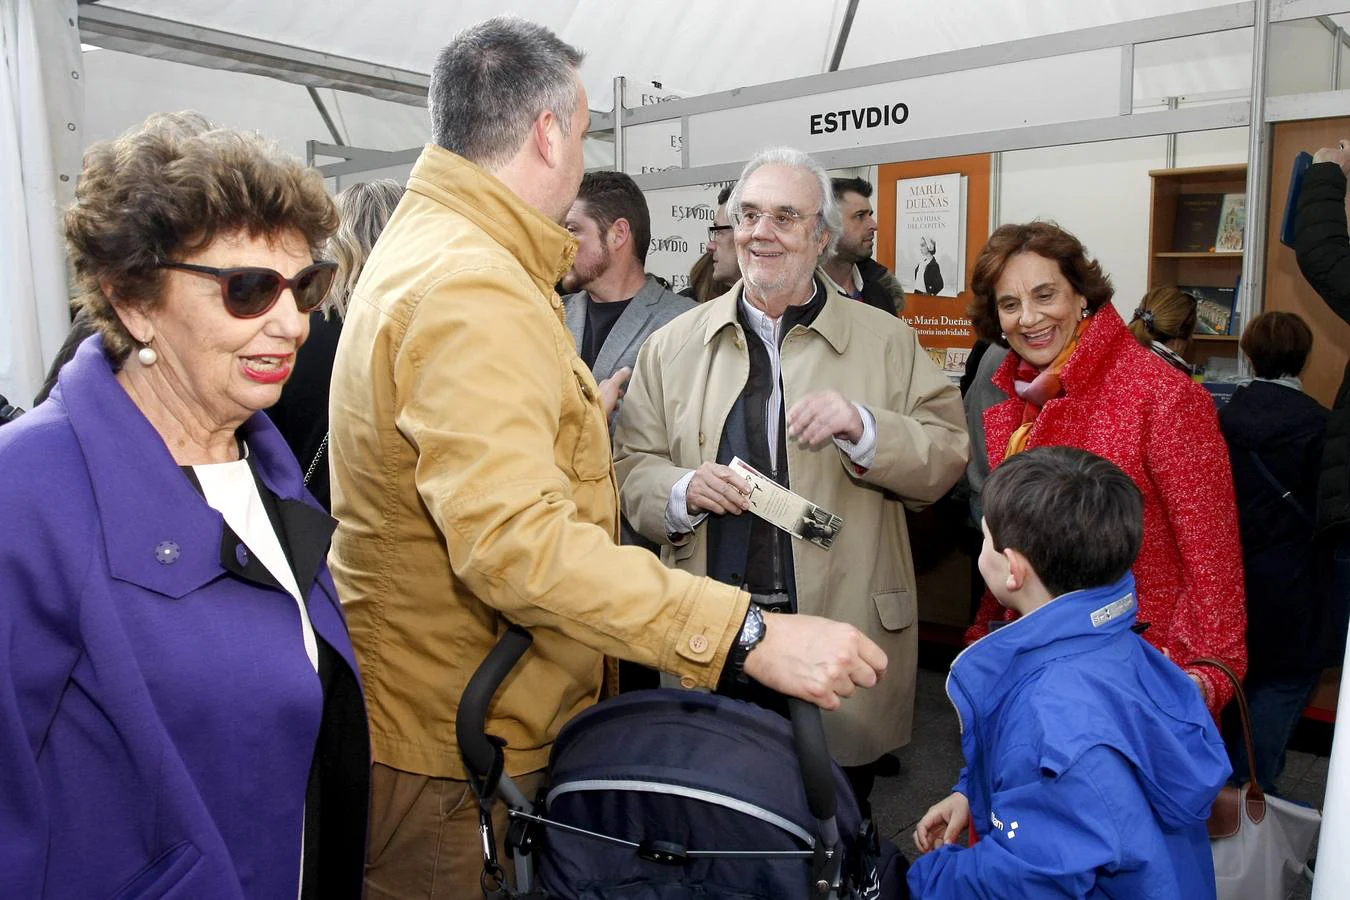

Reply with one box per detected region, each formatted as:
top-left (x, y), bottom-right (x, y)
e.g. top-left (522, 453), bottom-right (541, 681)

top-left (533, 690), bottom-right (906, 899)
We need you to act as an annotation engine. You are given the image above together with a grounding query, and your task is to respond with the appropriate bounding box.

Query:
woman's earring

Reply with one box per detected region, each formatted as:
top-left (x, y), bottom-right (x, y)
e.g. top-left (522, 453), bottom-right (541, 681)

top-left (1000, 332), bottom-right (1007, 340)
top-left (137, 343), bottom-right (158, 366)
top-left (1080, 307), bottom-right (1088, 320)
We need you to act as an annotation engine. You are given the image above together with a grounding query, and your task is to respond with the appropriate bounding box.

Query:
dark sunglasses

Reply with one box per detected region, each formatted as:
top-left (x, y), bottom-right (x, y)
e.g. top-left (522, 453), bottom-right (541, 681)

top-left (157, 260), bottom-right (338, 319)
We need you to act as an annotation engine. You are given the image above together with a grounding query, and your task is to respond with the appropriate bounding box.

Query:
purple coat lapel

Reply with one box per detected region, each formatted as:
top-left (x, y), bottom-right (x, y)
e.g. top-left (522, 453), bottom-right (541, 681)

top-left (57, 336), bottom-right (359, 677)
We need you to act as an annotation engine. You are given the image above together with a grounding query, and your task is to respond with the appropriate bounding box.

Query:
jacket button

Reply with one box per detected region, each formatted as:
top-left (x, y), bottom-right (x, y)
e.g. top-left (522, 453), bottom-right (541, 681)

top-left (689, 634), bottom-right (709, 653)
top-left (679, 675), bottom-right (698, 689)
top-left (698, 432), bottom-right (705, 446)
top-left (235, 544), bottom-right (250, 567)
top-left (154, 541), bottom-right (179, 565)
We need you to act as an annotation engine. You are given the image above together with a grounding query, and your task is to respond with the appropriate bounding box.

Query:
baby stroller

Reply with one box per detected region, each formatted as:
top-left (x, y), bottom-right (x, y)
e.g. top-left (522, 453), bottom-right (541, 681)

top-left (459, 625), bottom-right (907, 899)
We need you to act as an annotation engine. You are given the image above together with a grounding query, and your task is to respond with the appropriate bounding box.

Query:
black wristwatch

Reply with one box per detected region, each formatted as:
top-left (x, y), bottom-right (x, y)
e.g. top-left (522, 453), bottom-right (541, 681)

top-left (730, 603), bottom-right (767, 681)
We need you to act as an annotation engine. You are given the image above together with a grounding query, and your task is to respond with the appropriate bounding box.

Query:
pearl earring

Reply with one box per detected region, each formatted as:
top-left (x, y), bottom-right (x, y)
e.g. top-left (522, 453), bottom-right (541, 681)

top-left (1000, 332), bottom-right (1007, 340)
top-left (137, 344), bottom-right (158, 366)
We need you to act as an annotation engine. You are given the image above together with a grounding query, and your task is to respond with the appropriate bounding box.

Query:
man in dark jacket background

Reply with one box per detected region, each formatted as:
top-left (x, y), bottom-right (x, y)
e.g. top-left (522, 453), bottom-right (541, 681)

top-left (1292, 143), bottom-right (1350, 690)
top-left (1295, 141), bottom-right (1350, 536)
top-left (822, 177), bottom-right (905, 316)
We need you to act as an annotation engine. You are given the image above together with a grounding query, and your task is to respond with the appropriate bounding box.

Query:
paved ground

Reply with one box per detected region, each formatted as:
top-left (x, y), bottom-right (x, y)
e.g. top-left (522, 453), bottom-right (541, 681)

top-left (867, 663), bottom-right (1329, 898)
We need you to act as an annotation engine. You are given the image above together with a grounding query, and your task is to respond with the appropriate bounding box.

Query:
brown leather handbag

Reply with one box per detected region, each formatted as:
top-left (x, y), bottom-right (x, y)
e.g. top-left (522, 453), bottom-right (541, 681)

top-left (1193, 657), bottom-right (1321, 899)
top-left (1195, 657), bottom-right (1264, 840)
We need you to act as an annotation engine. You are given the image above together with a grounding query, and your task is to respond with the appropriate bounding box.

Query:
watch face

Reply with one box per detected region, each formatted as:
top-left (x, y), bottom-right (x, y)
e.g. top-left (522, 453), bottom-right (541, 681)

top-left (739, 606), bottom-right (766, 649)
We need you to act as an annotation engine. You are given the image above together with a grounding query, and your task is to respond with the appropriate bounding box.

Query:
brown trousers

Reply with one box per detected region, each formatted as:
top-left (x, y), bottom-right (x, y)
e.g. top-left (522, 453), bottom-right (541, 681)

top-left (364, 763), bottom-right (547, 899)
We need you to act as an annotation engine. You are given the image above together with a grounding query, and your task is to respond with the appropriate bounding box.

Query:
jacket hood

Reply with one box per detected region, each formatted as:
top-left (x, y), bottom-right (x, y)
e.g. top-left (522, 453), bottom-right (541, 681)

top-left (1220, 379), bottom-right (1328, 451)
top-left (950, 573), bottom-right (1230, 830)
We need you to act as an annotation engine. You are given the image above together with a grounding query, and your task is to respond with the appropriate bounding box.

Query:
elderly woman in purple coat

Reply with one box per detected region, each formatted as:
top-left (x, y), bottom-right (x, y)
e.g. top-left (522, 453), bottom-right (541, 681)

top-left (0, 112), bottom-right (369, 898)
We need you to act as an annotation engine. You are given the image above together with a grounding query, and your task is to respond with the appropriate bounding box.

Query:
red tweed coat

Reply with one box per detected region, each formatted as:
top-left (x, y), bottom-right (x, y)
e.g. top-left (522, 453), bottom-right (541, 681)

top-left (966, 305), bottom-right (1248, 711)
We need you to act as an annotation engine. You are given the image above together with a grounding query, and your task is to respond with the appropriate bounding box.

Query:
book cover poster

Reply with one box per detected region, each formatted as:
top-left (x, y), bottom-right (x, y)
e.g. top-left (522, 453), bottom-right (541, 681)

top-left (1181, 284), bottom-right (1238, 335)
top-left (1216, 193), bottom-right (1246, 252)
top-left (897, 174), bottom-right (965, 297)
top-left (1173, 193), bottom-right (1223, 252)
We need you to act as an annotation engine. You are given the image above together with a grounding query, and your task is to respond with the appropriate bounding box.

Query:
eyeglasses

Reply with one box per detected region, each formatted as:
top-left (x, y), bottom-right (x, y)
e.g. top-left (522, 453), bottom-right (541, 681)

top-left (707, 224), bottom-right (733, 243)
top-left (731, 208), bottom-right (819, 233)
top-left (158, 260), bottom-right (338, 319)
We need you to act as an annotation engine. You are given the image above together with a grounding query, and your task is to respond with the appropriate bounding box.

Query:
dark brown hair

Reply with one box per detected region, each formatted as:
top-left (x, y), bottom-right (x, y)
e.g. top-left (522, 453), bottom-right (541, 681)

top-left (1240, 311), bottom-right (1314, 379)
top-left (64, 111), bottom-right (338, 362)
top-left (575, 170), bottom-right (652, 264)
top-left (968, 221), bottom-right (1115, 345)
top-left (984, 446), bottom-right (1144, 597)
top-left (831, 176), bottom-right (872, 200)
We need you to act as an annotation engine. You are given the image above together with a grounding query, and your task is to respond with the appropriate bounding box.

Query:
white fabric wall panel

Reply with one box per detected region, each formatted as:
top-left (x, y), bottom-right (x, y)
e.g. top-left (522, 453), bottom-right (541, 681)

top-left (998, 137), bottom-right (1166, 323)
top-left (1, 0), bottom-right (81, 407)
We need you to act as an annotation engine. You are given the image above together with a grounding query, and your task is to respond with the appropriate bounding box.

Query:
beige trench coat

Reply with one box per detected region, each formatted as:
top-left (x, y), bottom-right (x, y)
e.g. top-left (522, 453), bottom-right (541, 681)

top-left (613, 282), bottom-right (969, 764)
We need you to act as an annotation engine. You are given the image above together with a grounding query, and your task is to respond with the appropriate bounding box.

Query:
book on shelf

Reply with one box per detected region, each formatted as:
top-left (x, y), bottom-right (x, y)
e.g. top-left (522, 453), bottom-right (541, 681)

top-left (1180, 284), bottom-right (1238, 335)
top-left (1280, 151), bottom-right (1314, 248)
top-left (1173, 194), bottom-right (1224, 252)
top-left (1215, 193), bottom-right (1246, 252)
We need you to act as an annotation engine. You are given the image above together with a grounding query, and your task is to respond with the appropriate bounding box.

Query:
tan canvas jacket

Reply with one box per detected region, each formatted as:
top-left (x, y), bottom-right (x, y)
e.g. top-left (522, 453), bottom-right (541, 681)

top-left (328, 146), bottom-right (748, 780)
top-left (612, 283), bottom-right (968, 764)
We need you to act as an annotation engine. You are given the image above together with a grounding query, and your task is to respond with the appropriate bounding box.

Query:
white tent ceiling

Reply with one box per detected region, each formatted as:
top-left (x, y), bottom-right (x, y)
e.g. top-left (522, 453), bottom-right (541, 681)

top-left (81, 1), bottom-right (1347, 145)
top-left (81, 0), bottom-right (1281, 101)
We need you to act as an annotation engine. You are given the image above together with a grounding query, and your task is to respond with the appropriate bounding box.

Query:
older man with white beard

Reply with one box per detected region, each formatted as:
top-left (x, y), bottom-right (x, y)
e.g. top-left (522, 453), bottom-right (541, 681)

top-left (614, 147), bottom-right (968, 817)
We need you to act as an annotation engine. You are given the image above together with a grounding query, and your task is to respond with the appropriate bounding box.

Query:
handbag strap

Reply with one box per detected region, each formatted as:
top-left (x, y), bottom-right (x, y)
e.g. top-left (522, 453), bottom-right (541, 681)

top-left (1192, 657), bottom-right (1267, 822)
top-left (1248, 450), bottom-right (1314, 525)
top-left (304, 432), bottom-right (329, 488)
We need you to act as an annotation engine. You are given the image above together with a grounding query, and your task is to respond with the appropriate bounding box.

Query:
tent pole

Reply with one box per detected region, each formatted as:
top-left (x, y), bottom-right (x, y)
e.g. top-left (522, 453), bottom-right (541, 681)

top-left (1236, 0), bottom-right (1271, 378)
top-left (827, 0), bottom-right (861, 74)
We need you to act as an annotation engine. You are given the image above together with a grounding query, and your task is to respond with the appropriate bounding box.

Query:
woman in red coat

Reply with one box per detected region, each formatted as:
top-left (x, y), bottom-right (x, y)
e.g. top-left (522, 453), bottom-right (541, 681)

top-left (964, 221), bottom-right (1247, 712)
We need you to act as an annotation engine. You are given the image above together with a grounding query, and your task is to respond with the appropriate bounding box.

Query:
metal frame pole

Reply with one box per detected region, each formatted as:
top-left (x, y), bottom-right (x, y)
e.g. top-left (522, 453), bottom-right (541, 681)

top-left (1237, 0), bottom-right (1273, 377)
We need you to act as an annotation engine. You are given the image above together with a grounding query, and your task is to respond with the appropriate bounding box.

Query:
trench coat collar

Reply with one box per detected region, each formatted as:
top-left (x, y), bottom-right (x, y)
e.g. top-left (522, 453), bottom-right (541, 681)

top-left (406, 143), bottom-right (578, 296)
top-left (701, 270), bottom-right (850, 354)
top-left (55, 336), bottom-right (355, 672)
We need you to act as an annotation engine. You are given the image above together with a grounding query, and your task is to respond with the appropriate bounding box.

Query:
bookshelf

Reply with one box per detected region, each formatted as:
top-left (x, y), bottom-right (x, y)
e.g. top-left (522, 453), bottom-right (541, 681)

top-left (1146, 164), bottom-right (1247, 371)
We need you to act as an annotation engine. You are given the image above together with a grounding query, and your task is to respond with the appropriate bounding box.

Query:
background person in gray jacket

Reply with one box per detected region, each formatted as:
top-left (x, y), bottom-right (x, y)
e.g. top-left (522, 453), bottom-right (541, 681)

top-left (562, 170), bottom-right (694, 412)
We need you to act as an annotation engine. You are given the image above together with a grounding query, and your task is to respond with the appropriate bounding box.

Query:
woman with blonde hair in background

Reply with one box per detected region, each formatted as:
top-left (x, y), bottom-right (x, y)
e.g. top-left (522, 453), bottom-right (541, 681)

top-left (266, 178), bottom-right (405, 509)
top-left (1128, 286), bottom-right (1199, 375)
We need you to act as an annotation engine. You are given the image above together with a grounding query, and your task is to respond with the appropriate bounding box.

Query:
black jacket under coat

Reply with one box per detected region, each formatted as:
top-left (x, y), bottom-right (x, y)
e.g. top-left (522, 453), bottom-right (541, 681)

top-left (1220, 380), bottom-right (1331, 672)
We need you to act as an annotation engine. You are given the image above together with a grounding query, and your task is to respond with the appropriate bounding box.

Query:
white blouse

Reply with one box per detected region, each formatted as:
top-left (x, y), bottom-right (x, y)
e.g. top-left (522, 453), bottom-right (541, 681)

top-left (192, 453), bottom-right (319, 672)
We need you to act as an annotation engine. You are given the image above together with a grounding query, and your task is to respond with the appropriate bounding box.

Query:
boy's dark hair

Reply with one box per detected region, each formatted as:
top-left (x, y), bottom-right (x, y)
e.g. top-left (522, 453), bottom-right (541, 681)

top-left (983, 446), bottom-right (1143, 597)
top-left (576, 170), bottom-right (652, 263)
top-left (831, 176), bottom-right (873, 200)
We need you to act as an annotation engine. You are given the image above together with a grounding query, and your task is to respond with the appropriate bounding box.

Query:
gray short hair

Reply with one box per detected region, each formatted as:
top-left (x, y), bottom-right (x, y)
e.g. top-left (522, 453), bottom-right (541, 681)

top-left (728, 147), bottom-right (842, 256)
top-left (429, 17), bottom-right (584, 171)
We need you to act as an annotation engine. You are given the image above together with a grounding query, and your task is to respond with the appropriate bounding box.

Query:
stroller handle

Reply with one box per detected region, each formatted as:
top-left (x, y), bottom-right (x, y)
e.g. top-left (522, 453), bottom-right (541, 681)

top-left (458, 623), bottom-right (534, 783)
top-left (788, 698), bottom-right (837, 821)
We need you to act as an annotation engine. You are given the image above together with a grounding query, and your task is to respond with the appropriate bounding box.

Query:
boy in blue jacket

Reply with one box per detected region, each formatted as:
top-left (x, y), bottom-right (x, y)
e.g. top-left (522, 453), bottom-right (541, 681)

top-left (908, 447), bottom-right (1230, 898)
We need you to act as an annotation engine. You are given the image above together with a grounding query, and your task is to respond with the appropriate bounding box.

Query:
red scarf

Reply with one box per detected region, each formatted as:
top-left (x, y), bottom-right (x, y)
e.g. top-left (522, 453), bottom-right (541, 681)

top-left (1003, 317), bottom-right (1090, 459)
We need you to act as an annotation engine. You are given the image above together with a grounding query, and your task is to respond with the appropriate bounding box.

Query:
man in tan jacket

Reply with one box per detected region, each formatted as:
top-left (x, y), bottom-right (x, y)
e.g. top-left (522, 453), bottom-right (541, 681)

top-left (327, 19), bottom-right (888, 898)
top-left (613, 147), bottom-right (969, 818)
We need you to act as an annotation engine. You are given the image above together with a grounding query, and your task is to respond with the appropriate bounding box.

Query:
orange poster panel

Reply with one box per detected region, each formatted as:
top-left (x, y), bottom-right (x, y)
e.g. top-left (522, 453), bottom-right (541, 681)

top-left (877, 155), bottom-right (991, 375)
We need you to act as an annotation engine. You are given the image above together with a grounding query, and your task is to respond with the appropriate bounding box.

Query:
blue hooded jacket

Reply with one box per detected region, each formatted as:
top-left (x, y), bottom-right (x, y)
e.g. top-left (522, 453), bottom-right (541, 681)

top-left (908, 573), bottom-right (1230, 898)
